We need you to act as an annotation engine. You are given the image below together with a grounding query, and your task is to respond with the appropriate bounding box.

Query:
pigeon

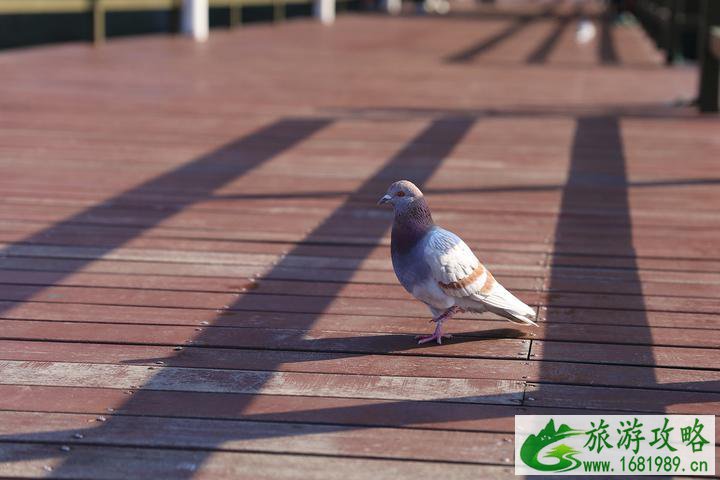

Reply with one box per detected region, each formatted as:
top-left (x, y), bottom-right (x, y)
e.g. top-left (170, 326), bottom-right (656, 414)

top-left (378, 180), bottom-right (538, 344)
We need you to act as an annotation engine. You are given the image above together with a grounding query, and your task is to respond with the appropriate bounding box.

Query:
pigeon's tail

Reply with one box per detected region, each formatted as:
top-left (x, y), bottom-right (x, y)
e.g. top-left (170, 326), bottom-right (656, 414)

top-left (490, 304), bottom-right (539, 327)
top-left (467, 281), bottom-right (539, 327)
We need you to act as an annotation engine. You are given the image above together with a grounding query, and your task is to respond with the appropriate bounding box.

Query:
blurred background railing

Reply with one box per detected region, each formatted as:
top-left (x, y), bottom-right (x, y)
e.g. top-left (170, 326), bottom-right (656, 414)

top-left (0, 0), bottom-right (718, 112)
top-left (635, 0), bottom-right (718, 111)
top-left (0, 0), bottom-right (360, 48)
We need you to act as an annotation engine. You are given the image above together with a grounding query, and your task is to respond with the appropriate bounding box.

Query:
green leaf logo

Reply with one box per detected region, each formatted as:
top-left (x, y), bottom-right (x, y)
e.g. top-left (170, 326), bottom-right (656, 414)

top-left (520, 419), bottom-right (584, 472)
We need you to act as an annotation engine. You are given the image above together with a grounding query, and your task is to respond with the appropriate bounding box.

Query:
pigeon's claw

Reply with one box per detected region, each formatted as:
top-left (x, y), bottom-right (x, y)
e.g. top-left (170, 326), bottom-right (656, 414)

top-left (416, 313), bottom-right (454, 345)
top-left (429, 305), bottom-right (463, 323)
top-left (415, 332), bottom-right (453, 344)
top-left (417, 306), bottom-right (462, 344)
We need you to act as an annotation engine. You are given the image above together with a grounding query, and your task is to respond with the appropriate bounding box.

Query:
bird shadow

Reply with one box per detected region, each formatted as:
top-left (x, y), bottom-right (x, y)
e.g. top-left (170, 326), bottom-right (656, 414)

top-left (117, 328), bottom-right (529, 367)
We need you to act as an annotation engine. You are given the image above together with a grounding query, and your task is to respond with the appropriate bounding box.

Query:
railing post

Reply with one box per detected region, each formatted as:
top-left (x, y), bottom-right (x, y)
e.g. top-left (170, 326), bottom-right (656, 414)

top-left (273, 0), bottom-right (285, 22)
top-left (697, 0), bottom-right (719, 112)
top-left (665, 0), bottom-right (679, 64)
top-left (182, 0), bottom-right (209, 41)
top-left (92, 0), bottom-right (105, 45)
top-left (229, 0), bottom-right (242, 27)
top-left (170, 0), bottom-right (182, 33)
top-left (314, 0), bottom-right (335, 24)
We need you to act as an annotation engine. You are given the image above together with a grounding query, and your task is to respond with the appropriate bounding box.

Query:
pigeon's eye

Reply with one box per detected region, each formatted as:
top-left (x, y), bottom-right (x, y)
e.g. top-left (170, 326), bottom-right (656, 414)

top-left (396, 191), bottom-right (405, 197)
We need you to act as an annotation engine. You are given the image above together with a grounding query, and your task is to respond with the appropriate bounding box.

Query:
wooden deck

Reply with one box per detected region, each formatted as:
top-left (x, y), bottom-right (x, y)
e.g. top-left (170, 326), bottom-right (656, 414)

top-left (1, 1), bottom-right (719, 478)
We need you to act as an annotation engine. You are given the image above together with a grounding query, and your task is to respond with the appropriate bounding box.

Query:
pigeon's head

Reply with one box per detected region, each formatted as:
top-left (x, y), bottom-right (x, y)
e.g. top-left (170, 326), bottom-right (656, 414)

top-left (377, 180), bottom-right (423, 209)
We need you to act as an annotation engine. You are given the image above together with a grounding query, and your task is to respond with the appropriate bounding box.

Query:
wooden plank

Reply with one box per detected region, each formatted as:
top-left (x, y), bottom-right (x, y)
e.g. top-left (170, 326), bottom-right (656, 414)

top-left (537, 307), bottom-right (720, 329)
top-left (4, 299), bottom-right (712, 331)
top-left (0, 255), bottom-right (544, 284)
top-left (0, 320), bottom-right (531, 358)
top-left (0, 384), bottom-right (534, 432)
top-left (2, 309), bottom-right (718, 349)
top-left (0, 360), bottom-right (526, 404)
top-left (0, 269), bottom-right (540, 297)
top-left (544, 276), bottom-right (720, 298)
top-left (3, 252), bottom-right (717, 294)
top-left (525, 383), bottom-right (720, 414)
top-left (0, 287), bottom-right (539, 320)
top-left (2, 211), bottom-right (717, 262)
top-left (2, 267), bottom-right (718, 304)
top-left (551, 252), bottom-right (720, 273)
top-left (0, 243), bottom-right (547, 276)
top-left (0, 272), bottom-right (716, 320)
top-left (0, 443), bottom-right (512, 479)
top-left (543, 291), bottom-right (720, 314)
top-left (0, 301), bottom-right (515, 326)
top-left (1, 214), bottom-right (715, 259)
top-left (531, 340), bottom-right (720, 370)
top-left (0, 341), bottom-right (534, 381)
top-left (0, 411), bottom-right (513, 464)
top-left (1, 340), bottom-right (719, 392)
top-left (532, 322), bottom-right (720, 348)
top-left (1, 385), bottom-right (719, 444)
top-left (2, 245), bottom-right (717, 285)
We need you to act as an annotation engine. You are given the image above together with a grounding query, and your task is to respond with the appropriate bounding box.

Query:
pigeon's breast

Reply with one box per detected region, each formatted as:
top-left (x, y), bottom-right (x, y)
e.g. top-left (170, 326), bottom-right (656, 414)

top-left (392, 243), bottom-right (454, 310)
top-left (391, 245), bottom-right (428, 292)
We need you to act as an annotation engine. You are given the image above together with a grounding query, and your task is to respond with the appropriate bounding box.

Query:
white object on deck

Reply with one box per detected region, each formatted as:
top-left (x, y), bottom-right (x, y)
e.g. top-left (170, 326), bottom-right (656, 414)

top-left (383, 0), bottom-right (401, 15)
top-left (575, 19), bottom-right (596, 44)
top-left (182, 0), bottom-right (209, 42)
top-left (314, 0), bottom-right (335, 25)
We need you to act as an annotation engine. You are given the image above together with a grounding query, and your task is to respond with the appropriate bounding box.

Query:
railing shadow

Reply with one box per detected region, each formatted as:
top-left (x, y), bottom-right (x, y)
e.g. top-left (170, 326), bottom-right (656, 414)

top-left (0, 110), bottom-right (716, 476)
top-left (445, 8), bottom-right (552, 63)
top-left (0, 117), bottom-right (332, 320)
top-left (0, 116), bottom-right (480, 475)
top-left (526, 11), bottom-right (576, 64)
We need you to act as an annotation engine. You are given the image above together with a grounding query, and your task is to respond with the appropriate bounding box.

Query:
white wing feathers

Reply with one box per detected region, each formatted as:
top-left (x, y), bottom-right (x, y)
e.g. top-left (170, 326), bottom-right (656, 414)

top-left (477, 280), bottom-right (538, 326)
top-left (424, 229), bottom-right (481, 297)
top-left (423, 228), bottom-right (537, 326)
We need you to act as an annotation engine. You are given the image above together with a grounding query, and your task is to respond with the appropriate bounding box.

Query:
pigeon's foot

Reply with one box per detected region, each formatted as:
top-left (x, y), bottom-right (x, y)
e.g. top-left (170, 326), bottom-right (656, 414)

top-left (415, 332), bottom-right (453, 345)
top-left (416, 318), bottom-right (452, 344)
top-left (428, 305), bottom-right (463, 323)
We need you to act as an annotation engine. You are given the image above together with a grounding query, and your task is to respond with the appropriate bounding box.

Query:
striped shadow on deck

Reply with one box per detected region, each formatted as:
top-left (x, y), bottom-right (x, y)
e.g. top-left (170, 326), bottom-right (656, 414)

top-left (0, 6), bottom-right (718, 477)
top-left (1, 110), bottom-right (718, 478)
top-left (1, 117), bottom-right (512, 477)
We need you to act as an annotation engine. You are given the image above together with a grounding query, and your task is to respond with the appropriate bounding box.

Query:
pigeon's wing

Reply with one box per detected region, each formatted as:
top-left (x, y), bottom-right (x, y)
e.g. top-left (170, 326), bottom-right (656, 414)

top-left (423, 228), bottom-right (484, 298)
top-left (424, 227), bottom-right (537, 325)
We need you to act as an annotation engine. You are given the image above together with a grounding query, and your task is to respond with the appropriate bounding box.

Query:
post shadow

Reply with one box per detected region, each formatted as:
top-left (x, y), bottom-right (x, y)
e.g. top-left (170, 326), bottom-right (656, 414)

top-left (445, 8), bottom-right (552, 63)
top-left (8, 117), bottom-right (474, 476)
top-left (598, 13), bottom-right (619, 65)
top-left (0, 118), bottom-right (332, 318)
top-left (526, 13), bottom-right (573, 64)
top-left (1, 114), bottom-right (714, 476)
top-left (534, 116), bottom-right (654, 401)
top-left (207, 177), bottom-right (720, 201)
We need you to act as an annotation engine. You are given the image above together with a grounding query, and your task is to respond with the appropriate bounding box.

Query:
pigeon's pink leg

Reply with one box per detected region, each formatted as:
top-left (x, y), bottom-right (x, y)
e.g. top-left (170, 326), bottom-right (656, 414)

top-left (416, 306), bottom-right (462, 345)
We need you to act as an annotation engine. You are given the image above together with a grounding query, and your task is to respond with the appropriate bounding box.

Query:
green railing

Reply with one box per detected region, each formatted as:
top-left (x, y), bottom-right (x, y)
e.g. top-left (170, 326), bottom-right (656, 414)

top-left (0, 0), bottom-right (346, 45)
top-left (635, 0), bottom-right (719, 112)
top-left (697, 5), bottom-right (719, 112)
top-left (634, 0), bottom-right (700, 64)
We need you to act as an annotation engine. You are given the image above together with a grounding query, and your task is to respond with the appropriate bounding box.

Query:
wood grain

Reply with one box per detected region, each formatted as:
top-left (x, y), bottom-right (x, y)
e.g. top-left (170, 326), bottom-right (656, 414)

top-left (0, 1), bottom-right (717, 478)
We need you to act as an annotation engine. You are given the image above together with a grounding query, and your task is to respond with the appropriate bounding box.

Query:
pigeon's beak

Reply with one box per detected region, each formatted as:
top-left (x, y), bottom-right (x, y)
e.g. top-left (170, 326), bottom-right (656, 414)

top-left (377, 194), bottom-right (392, 206)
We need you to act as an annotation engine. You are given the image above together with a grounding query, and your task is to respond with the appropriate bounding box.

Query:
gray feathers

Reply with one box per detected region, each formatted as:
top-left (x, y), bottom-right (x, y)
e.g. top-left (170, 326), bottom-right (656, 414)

top-left (382, 180), bottom-right (538, 327)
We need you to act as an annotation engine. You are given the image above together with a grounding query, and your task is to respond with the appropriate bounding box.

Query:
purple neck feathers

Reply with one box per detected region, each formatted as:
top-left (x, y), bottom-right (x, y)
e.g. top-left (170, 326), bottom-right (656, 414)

top-left (391, 198), bottom-right (434, 255)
